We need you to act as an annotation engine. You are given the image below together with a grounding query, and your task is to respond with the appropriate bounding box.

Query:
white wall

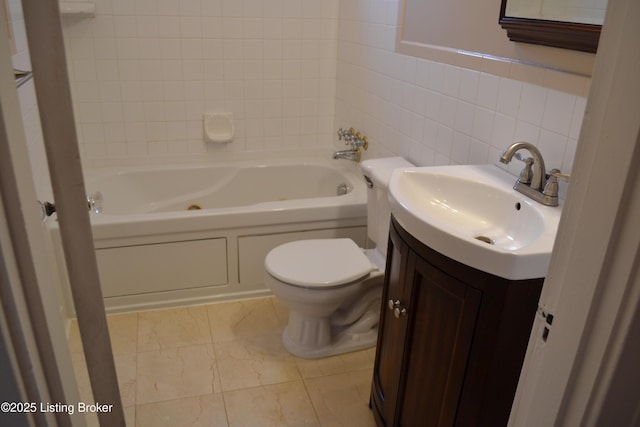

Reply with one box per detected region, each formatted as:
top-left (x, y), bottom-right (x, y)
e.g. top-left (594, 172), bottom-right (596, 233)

top-left (336, 0), bottom-right (587, 189)
top-left (401, 0), bottom-right (595, 75)
top-left (61, 0), bottom-right (340, 164)
top-left (59, 0), bottom-right (588, 192)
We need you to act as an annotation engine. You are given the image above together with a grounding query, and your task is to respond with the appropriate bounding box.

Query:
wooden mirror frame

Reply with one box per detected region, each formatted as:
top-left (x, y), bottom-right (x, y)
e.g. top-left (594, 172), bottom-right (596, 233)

top-left (499, 0), bottom-right (601, 53)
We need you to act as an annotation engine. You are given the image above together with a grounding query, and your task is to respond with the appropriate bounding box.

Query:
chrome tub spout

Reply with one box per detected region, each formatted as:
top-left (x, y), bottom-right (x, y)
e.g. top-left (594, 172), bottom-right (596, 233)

top-left (332, 149), bottom-right (361, 162)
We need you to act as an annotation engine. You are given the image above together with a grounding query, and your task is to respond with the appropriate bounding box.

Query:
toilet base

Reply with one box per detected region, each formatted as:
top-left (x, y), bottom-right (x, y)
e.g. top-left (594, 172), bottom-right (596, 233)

top-left (282, 325), bottom-right (378, 359)
top-left (281, 307), bottom-right (380, 359)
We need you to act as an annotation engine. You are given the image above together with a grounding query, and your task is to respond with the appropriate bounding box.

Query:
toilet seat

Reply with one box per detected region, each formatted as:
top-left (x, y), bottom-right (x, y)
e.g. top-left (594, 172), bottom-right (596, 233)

top-left (265, 239), bottom-right (373, 288)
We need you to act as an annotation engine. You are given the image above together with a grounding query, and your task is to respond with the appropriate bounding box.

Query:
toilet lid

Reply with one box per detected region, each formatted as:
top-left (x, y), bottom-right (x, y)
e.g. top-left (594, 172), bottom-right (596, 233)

top-left (265, 239), bottom-right (374, 288)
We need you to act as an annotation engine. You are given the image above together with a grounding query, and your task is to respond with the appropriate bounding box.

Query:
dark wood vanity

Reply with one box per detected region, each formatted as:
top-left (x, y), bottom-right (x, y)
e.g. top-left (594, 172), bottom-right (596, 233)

top-left (370, 217), bottom-right (543, 426)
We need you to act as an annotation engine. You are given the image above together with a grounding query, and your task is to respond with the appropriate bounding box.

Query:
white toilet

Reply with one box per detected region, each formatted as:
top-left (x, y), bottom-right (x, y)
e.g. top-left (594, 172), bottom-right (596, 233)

top-left (264, 157), bottom-right (414, 359)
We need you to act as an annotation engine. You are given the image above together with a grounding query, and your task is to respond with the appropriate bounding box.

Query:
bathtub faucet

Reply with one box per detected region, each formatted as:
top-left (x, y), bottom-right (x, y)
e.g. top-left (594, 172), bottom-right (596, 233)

top-left (333, 149), bottom-right (361, 162)
top-left (334, 127), bottom-right (369, 162)
top-left (37, 191), bottom-right (104, 220)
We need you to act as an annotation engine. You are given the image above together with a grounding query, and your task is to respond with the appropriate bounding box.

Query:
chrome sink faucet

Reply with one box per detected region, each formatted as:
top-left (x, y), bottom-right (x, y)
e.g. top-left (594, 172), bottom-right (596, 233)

top-left (499, 141), bottom-right (569, 207)
top-left (500, 141), bottom-right (546, 191)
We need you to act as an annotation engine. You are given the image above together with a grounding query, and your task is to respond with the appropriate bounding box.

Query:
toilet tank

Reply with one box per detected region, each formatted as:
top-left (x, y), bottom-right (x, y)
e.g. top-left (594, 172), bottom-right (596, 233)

top-left (360, 157), bottom-right (414, 259)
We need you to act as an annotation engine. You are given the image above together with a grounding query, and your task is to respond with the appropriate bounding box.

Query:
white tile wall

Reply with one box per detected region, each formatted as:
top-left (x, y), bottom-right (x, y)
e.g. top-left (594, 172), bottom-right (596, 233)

top-left (335, 0), bottom-right (585, 189)
top-left (59, 0), bottom-right (584, 188)
top-left (61, 0), bottom-right (340, 162)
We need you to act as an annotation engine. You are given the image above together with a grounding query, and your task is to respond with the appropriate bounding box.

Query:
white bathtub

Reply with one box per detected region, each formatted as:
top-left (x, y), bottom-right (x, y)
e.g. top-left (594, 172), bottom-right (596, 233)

top-left (50, 158), bottom-right (368, 313)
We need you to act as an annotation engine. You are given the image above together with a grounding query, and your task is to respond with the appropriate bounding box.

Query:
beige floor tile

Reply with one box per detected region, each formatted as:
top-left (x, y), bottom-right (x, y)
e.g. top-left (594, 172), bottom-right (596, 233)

top-left (305, 369), bottom-right (377, 427)
top-left (137, 306), bottom-right (211, 352)
top-left (136, 394), bottom-right (227, 427)
top-left (224, 381), bottom-right (319, 427)
top-left (71, 353), bottom-right (136, 408)
top-left (82, 406), bottom-right (134, 427)
top-left (215, 334), bottom-right (301, 391)
top-left (125, 406), bottom-right (136, 426)
top-left (269, 296), bottom-right (290, 327)
top-left (296, 347), bottom-right (376, 379)
top-left (70, 357), bottom-right (94, 405)
top-left (114, 353), bottom-right (137, 407)
top-left (69, 296), bottom-right (379, 426)
top-left (107, 312), bottom-right (138, 356)
top-left (68, 313), bottom-right (138, 359)
top-left (136, 344), bottom-right (221, 404)
top-left (206, 297), bottom-right (281, 341)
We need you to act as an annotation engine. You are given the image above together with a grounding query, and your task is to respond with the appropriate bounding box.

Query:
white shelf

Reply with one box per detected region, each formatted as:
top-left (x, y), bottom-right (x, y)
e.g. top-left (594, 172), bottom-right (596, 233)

top-left (59, 2), bottom-right (95, 17)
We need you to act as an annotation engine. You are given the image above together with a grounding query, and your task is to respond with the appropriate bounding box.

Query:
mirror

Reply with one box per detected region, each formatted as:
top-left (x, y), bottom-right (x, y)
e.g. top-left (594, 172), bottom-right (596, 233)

top-left (499, 0), bottom-right (605, 53)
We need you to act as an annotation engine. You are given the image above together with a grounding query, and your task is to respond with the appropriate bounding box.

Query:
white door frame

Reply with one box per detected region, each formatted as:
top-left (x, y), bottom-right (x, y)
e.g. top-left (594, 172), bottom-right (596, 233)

top-left (2, 1), bottom-right (126, 425)
top-left (1, 3), bottom-right (79, 425)
top-left (18, 0), bottom-right (126, 425)
top-left (509, 0), bottom-right (640, 425)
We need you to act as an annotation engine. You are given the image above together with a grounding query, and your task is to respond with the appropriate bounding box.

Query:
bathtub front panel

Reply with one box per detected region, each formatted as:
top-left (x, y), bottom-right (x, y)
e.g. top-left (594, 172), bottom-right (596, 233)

top-left (95, 238), bottom-right (227, 297)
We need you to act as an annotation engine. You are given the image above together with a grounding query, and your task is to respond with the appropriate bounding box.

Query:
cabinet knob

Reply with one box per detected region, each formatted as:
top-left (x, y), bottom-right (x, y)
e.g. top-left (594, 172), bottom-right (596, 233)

top-left (388, 299), bottom-right (407, 318)
top-left (394, 307), bottom-right (407, 318)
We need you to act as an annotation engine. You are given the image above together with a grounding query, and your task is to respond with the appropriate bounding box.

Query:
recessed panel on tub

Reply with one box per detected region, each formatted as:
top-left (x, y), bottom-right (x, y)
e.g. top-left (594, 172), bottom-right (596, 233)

top-left (238, 227), bottom-right (366, 286)
top-left (96, 238), bottom-right (227, 297)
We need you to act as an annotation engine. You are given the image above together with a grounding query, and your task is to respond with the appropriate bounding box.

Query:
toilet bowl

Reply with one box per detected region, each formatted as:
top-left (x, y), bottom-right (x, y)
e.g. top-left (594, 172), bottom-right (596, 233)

top-left (264, 157), bottom-right (414, 359)
top-left (265, 238), bottom-right (384, 358)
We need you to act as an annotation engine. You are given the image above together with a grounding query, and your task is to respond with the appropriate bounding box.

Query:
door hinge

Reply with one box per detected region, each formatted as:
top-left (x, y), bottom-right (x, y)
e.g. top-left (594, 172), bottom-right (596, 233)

top-left (537, 305), bottom-right (554, 342)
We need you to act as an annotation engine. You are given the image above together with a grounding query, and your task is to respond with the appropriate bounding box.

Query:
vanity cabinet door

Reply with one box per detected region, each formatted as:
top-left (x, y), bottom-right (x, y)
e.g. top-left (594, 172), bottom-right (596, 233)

top-left (397, 255), bottom-right (481, 426)
top-left (371, 219), bottom-right (412, 425)
top-left (372, 217), bottom-right (543, 427)
top-left (371, 221), bottom-right (481, 426)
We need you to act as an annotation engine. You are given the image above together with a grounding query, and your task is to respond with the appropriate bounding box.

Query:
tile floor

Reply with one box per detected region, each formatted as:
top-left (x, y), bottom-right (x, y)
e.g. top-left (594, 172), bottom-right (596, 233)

top-left (67, 296), bottom-right (378, 426)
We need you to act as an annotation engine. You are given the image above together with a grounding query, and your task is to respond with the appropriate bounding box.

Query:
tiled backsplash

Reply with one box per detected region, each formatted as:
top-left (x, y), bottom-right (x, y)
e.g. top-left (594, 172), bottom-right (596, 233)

top-left (59, 0), bottom-right (586, 181)
top-left (336, 0), bottom-right (586, 181)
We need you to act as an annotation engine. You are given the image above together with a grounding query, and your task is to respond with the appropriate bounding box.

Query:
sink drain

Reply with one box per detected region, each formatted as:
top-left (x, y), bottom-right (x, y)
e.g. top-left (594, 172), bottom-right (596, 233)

top-left (475, 235), bottom-right (495, 245)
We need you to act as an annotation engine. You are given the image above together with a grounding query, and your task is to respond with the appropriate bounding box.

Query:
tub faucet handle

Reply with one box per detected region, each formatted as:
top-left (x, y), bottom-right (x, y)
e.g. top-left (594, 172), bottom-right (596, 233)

top-left (87, 191), bottom-right (103, 214)
top-left (337, 128), bottom-right (354, 142)
top-left (352, 133), bottom-right (369, 150)
top-left (37, 191), bottom-right (103, 221)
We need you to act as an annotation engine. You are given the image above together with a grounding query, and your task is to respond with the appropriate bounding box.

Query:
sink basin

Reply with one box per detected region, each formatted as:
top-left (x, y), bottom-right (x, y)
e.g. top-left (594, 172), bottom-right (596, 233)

top-left (388, 164), bottom-right (562, 280)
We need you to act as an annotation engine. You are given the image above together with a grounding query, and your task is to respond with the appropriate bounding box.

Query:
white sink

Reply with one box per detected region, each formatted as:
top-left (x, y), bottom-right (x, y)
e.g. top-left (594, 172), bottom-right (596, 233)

top-left (388, 164), bottom-right (562, 280)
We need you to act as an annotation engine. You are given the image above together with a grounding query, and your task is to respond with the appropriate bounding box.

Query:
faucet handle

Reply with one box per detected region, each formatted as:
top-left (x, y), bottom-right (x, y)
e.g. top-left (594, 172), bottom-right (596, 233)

top-left (543, 169), bottom-right (570, 199)
top-left (87, 191), bottom-right (104, 214)
top-left (514, 152), bottom-right (534, 185)
top-left (513, 152), bottom-right (529, 162)
top-left (337, 127), bottom-right (369, 150)
top-left (548, 169), bottom-right (571, 181)
top-left (352, 132), bottom-right (369, 150)
top-left (337, 127), bottom-right (356, 144)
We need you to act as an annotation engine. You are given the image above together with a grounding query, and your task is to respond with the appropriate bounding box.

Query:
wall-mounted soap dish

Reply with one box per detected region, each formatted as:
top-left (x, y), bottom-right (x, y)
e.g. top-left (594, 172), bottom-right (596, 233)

top-left (59, 1), bottom-right (96, 17)
top-left (203, 112), bottom-right (234, 143)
